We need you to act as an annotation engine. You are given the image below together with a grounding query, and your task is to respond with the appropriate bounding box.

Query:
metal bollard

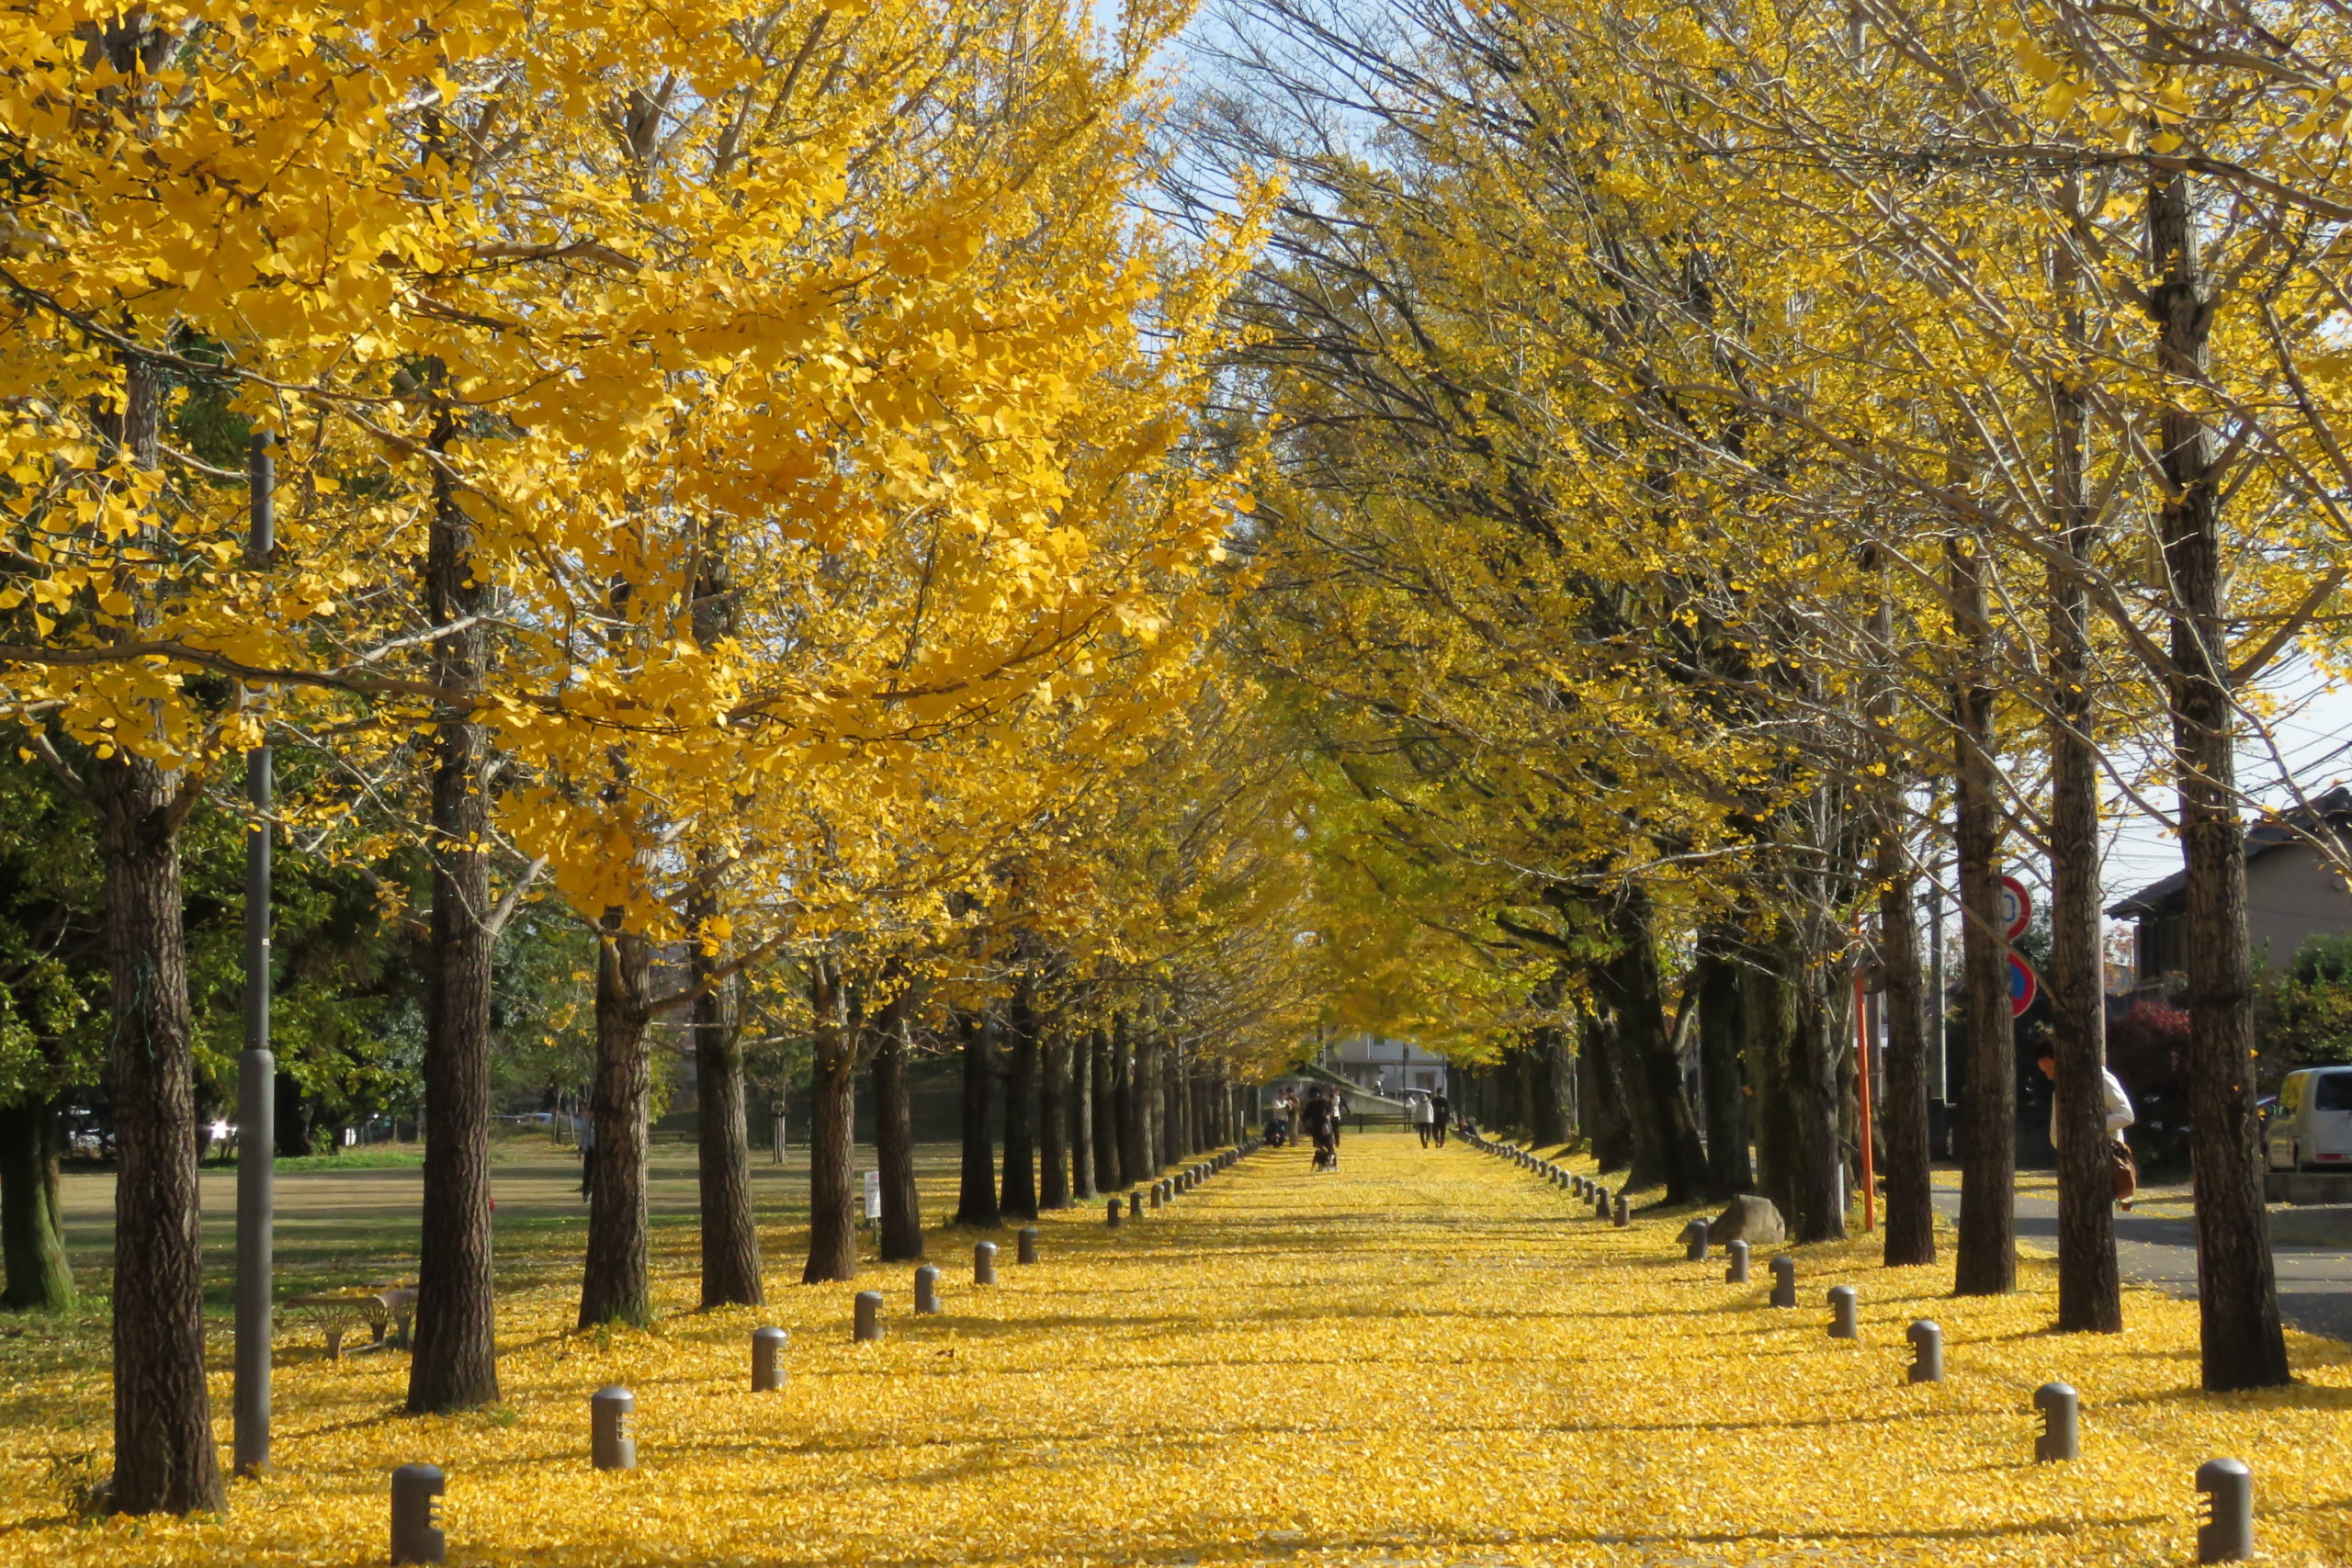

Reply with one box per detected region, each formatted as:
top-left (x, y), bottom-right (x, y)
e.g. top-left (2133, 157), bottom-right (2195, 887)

top-left (1107, 1197), bottom-right (1124, 1227)
top-left (752, 1325), bottom-right (789, 1391)
top-left (914, 1265), bottom-right (941, 1314)
top-left (1130, 1190), bottom-right (1144, 1218)
top-left (1592, 1186), bottom-right (1610, 1218)
top-left (591, 1385), bottom-right (636, 1471)
top-left (2196, 1459), bottom-right (2253, 1563)
top-left (854, 1290), bottom-right (883, 1343)
top-left (975, 1241), bottom-right (999, 1285)
top-left (1149, 1183), bottom-right (1164, 1210)
top-left (2032, 1382), bottom-right (2078, 1462)
top-left (1770, 1255), bottom-right (1797, 1308)
top-left (390, 1464), bottom-right (446, 1565)
top-left (1905, 1320), bottom-right (1942, 1382)
top-left (1725, 1239), bottom-right (1749, 1283)
top-left (1683, 1218), bottom-right (1711, 1261)
top-left (1017, 1226), bottom-right (1039, 1265)
top-left (1826, 1285), bottom-right (1858, 1339)
top-left (1612, 1194), bottom-right (1629, 1227)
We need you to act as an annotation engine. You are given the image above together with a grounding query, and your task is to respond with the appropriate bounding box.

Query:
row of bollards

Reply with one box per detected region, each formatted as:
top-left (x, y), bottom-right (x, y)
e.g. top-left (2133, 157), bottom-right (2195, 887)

top-left (387, 1139), bottom-right (1273, 1563)
top-left (1461, 1129), bottom-right (2255, 1565)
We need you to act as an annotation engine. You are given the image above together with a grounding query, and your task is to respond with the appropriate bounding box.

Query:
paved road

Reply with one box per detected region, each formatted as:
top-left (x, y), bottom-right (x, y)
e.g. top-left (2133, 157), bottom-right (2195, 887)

top-left (1929, 1182), bottom-right (2352, 1339)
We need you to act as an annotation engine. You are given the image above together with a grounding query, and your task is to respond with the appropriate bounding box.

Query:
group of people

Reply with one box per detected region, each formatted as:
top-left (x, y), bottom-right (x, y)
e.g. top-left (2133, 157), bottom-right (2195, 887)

top-left (1260, 1083), bottom-right (1460, 1171)
top-left (1266, 1087), bottom-right (1347, 1170)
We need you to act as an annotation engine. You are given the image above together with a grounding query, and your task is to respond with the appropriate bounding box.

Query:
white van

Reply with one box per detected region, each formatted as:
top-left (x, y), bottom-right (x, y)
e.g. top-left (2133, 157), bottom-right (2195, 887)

top-left (2267, 1067), bottom-right (2352, 1172)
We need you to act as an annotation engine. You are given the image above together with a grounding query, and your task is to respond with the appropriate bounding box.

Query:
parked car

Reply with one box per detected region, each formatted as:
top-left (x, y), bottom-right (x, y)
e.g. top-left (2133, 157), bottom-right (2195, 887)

top-left (2265, 1067), bottom-right (2352, 1172)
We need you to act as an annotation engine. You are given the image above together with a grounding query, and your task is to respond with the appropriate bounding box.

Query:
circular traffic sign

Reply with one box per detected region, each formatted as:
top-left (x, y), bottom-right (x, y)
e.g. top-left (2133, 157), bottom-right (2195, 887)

top-left (2008, 953), bottom-right (2039, 1017)
top-left (1999, 875), bottom-right (2031, 942)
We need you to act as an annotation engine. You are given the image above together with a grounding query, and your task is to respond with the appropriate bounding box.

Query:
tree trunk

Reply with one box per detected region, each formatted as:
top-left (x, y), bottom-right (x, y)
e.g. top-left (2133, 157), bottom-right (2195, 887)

top-left (871, 1000), bottom-right (923, 1263)
top-left (2046, 220), bottom-right (2121, 1328)
top-left (1133, 1022), bottom-right (1161, 1180)
top-left (1093, 1025), bottom-right (1124, 1190)
top-left (693, 954), bottom-right (762, 1307)
top-left (1792, 967), bottom-right (1847, 1243)
top-left (1877, 836), bottom-right (1936, 1267)
top-left (1000, 983), bottom-right (1038, 1221)
top-left (1039, 1026), bottom-right (1070, 1210)
top-left (1951, 530), bottom-right (2018, 1296)
top-left (1069, 1025), bottom-right (1096, 1201)
top-left (801, 962), bottom-right (858, 1282)
top-left (96, 736), bottom-right (223, 1513)
top-left (953, 1012), bottom-right (1000, 1227)
top-left (1158, 1031), bottom-right (1182, 1167)
top-left (1744, 933), bottom-right (1801, 1223)
top-left (272, 1069), bottom-right (311, 1158)
top-left (688, 548), bottom-right (761, 1306)
top-left (2149, 157), bottom-right (2288, 1388)
top-left (579, 920), bottom-right (653, 1327)
top-left (1693, 930), bottom-right (1751, 1196)
top-left (1600, 886), bottom-right (1711, 1201)
top-left (409, 398), bottom-right (499, 1415)
top-left (1578, 1006), bottom-right (1633, 1171)
top-left (1, 1099), bottom-right (74, 1311)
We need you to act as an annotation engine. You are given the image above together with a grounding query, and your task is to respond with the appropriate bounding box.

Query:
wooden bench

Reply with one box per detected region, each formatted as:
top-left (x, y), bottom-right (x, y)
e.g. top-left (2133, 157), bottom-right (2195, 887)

top-left (285, 1285), bottom-right (418, 1359)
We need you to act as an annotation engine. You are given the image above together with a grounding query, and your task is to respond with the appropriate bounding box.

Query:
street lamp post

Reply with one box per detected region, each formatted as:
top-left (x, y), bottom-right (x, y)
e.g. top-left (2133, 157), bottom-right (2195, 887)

top-left (233, 431), bottom-right (276, 1478)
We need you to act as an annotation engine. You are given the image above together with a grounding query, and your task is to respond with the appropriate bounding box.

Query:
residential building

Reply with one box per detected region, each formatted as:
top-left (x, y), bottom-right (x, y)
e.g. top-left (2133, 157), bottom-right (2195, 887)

top-left (2109, 787), bottom-right (2352, 987)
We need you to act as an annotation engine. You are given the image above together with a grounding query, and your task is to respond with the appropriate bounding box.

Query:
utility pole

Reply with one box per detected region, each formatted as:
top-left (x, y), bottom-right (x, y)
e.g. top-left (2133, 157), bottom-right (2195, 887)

top-left (233, 431), bottom-right (275, 1478)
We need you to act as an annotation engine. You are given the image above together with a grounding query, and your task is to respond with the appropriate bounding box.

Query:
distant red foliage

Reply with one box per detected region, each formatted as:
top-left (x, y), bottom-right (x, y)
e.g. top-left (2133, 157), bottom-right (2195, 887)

top-left (2107, 1000), bottom-right (2190, 1122)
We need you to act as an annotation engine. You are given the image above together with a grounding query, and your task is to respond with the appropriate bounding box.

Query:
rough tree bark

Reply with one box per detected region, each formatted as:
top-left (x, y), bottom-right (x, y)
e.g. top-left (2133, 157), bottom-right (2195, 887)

top-left (2148, 155), bottom-right (2288, 1387)
top-left (1093, 1025), bottom-right (1124, 1191)
top-left (579, 920), bottom-right (654, 1325)
top-left (1132, 1021), bottom-right (1160, 1181)
top-left (1577, 1007), bottom-right (1634, 1171)
top-left (692, 953), bottom-right (762, 1307)
top-left (1692, 930), bottom-right (1752, 1196)
top-left (1744, 934), bottom-right (1801, 1224)
top-left (801, 960), bottom-right (858, 1282)
top-left (96, 728), bottom-right (222, 1512)
top-left (2046, 209), bottom-right (2121, 1329)
top-left (688, 549), bottom-right (760, 1307)
top-left (1, 1099), bottom-right (74, 1310)
top-left (1000, 982), bottom-right (1039, 1221)
top-left (1039, 1026), bottom-right (1070, 1210)
top-left (871, 998), bottom-right (923, 1263)
top-left (1877, 833), bottom-right (1936, 1268)
top-left (1951, 531), bottom-right (2018, 1297)
top-left (1069, 1025), bottom-right (1096, 1201)
top-left (953, 1012), bottom-right (1000, 1227)
top-left (1600, 886), bottom-right (1711, 1202)
top-left (408, 388), bottom-right (500, 1414)
top-left (1791, 969), bottom-right (1847, 1243)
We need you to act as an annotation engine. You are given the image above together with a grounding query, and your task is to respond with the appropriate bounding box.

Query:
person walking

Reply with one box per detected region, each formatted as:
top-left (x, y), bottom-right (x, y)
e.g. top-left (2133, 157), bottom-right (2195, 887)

top-left (1429, 1089), bottom-right (1451, 1146)
top-left (1300, 1090), bottom-right (1338, 1171)
top-left (578, 1112), bottom-right (598, 1201)
top-left (1412, 1091), bottom-right (1435, 1148)
top-left (2036, 1045), bottom-right (2137, 1209)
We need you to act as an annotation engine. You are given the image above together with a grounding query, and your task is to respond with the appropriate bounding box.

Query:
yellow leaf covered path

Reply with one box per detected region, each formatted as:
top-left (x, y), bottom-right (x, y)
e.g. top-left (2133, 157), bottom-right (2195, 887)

top-left (8, 1131), bottom-right (2352, 1565)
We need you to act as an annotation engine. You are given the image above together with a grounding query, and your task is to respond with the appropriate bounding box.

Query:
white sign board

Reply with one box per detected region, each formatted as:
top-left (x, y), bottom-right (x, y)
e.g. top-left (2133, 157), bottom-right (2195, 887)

top-left (862, 1169), bottom-right (881, 1223)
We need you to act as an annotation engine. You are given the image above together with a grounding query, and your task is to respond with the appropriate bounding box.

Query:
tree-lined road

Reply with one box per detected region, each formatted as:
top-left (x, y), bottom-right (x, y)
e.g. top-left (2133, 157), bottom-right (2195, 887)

top-left (1931, 1180), bottom-right (2352, 1340)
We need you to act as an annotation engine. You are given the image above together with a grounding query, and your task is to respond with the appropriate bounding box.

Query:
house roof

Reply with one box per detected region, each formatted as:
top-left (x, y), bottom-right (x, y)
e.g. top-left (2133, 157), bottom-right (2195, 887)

top-left (2107, 786), bottom-right (2352, 918)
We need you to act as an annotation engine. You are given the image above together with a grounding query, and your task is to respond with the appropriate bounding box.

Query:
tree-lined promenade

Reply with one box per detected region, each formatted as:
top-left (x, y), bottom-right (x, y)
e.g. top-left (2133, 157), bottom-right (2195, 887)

top-left (9, 1134), bottom-right (2352, 1566)
top-left (7, 0), bottom-right (2352, 1544)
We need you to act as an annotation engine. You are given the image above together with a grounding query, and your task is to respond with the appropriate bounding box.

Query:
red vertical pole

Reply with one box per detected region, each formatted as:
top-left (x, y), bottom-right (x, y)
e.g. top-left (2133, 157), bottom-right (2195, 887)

top-left (1854, 963), bottom-right (1876, 1233)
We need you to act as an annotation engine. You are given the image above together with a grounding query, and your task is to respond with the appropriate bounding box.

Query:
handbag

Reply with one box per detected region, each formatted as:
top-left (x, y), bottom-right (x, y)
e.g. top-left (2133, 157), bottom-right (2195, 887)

top-left (2109, 1138), bottom-right (2139, 1204)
